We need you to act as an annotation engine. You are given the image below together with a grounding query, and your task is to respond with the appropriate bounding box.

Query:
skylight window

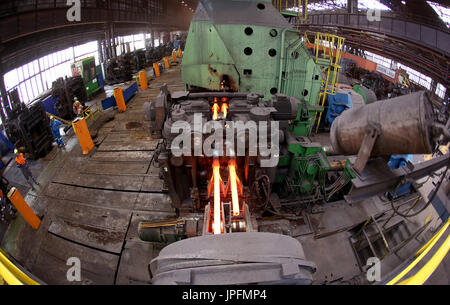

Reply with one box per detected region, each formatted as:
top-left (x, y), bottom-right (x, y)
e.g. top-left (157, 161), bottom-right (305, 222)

top-left (427, 1), bottom-right (450, 27)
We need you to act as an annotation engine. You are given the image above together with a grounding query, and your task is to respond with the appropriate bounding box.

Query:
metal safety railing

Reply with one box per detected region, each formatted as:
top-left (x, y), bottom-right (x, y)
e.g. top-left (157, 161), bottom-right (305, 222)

top-left (303, 31), bottom-right (345, 133)
top-left (386, 218), bottom-right (450, 285)
top-left (274, 0), bottom-right (308, 20)
top-left (0, 249), bottom-right (40, 285)
top-left (83, 104), bottom-right (103, 122)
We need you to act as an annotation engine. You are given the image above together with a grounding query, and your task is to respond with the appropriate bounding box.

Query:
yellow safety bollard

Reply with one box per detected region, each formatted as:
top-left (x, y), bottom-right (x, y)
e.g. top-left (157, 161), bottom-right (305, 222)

top-left (164, 56), bottom-right (170, 69)
top-left (153, 62), bottom-right (160, 77)
top-left (139, 71), bottom-right (148, 90)
top-left (177, 49), bottom-right (183, 59)
top-left (113, 87), bottom-right (127, 112)
top-left (7, 187), bottom-right (40, 230)
top-left (72, 117), bottom-right (95, 155)
top-left (172, 51), bottom-right (178, 63)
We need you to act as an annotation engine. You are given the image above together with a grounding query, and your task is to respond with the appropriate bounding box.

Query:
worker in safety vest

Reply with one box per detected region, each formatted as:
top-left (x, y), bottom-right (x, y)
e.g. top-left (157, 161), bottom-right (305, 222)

top-left (73, 97), bottom-right (83, 117)
top-left (49, 116), bottom-right (64, 147)
top-left (14, 149), bottom-right (40, 190)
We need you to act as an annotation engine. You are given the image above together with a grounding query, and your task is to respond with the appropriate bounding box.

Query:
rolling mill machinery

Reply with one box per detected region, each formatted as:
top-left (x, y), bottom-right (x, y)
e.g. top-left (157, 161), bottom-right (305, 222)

top-left (3, 89), bottom-right (54, 159)
top-left (142, 0), bottom-right (450, 285)
top-left (51, 75), bottom-right (88, 120)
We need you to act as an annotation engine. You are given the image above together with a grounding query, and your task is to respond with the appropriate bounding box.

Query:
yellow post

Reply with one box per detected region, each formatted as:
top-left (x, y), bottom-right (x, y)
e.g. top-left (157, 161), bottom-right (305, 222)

top-left (139, 71), bottom-right (148, 90)
top-left (164, 56), bottom-right (170, 69)
top-left (72, 117), bottom-right (95, 155)
top-left (7, 187), bottom-right (40, 230)
top-left (153, 62), bottom-right (160, 77)
top-left (113, 87), bottom-right (127, 112)
top-left (172, 51), bottom-right (178, 63)
top-left (177, 49), bottom-right (183, 59)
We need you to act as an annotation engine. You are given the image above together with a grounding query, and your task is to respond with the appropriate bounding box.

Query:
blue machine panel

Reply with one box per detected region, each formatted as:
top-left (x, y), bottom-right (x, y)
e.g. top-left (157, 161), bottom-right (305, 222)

top-left (101, 82), bottom-right (138, 110)
top-left (41, 95), bottom-right (59, 116)
top-left (325, 91), bottom-right (353, 127)
top-left (388, 154), bottom-right (413, 197)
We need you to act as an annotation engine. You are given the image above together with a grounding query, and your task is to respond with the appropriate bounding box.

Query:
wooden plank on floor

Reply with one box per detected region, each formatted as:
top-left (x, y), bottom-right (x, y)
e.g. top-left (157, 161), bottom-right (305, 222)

top-left (147, 163), bottom-right (160, 175)
top-left (140, 176), bottom-right (165, 192)
top-left (52, 171), bottom-right (144, 192)
top-left (45, 183), bottom-right (139, 210)
top-left (110, 121), bottom-right (146, 131)
top-left (32, 234), bottom-right (119, 285)
top-left (47, 197), bottom-right (131, 231)
top-left (97, 141), bottom-right (157, 151)
top-left (115, 241), bottom-right (166, 285)
top-left (134, 193), bottom-right (175, 212)
top-left (48, 216), bottom-right (127, 254)
top-left (102, 131), bottom-right (154, 143)
top-left (80, 160), bottom-right (150, 175)
top-left (91, 151), bottom-right (153, 162)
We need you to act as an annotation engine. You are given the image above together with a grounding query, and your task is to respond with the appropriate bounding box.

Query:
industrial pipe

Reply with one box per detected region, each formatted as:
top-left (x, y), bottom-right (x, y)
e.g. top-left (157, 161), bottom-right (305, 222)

top-left (330, 91), bottom-right (435, 156)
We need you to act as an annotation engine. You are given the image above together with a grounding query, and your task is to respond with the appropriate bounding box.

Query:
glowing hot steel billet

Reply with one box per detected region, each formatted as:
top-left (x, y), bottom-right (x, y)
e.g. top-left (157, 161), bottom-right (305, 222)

top-left (212, 159), bottom-right (222, 234)
top-left (228, 161), bottom-right (240, 216)
top-left (221, 103), bottom-right (228, 118)
top-left (212, 103), bottom-right (220, 120)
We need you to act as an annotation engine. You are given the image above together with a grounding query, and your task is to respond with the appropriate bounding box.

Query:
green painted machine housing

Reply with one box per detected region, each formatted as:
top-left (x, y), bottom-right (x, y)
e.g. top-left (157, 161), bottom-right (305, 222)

top-left (182, 0), bottom-right (328, 136)
top-left (71, 56), bottom-right (101, 99)
top-left (181, 0), bottom-right (339, 198)
top-left (275, 131), bottom-right (331, 196)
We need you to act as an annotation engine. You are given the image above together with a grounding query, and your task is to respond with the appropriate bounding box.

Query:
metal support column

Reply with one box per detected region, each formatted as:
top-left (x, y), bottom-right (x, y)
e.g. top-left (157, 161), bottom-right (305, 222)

top-left (98, 40), bottom-right (104, 64)
top-left (347, 0), bottom-right (358, 14)
top-left (0, 73), bottom-right (9, 123)
top-left (110, 23), bottom-right (117, 58)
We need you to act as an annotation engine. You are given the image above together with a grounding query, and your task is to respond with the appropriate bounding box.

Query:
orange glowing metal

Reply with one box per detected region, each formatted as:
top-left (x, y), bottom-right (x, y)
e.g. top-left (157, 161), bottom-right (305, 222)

top-left (212, 159), bottom-right (221, 234)
top-left (221, 103), bottom-right (228, 118)
top-left (212, 103), bottom-right (220, 120)
top-left (228, 161), bottom-right (240, 216)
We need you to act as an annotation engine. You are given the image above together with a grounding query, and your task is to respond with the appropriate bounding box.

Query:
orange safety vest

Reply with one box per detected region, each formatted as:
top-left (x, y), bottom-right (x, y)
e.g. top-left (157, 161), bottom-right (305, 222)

top-left (15, 153), bottom-right (26, 166)
top-left (74, 102), bottom-right (83, 114)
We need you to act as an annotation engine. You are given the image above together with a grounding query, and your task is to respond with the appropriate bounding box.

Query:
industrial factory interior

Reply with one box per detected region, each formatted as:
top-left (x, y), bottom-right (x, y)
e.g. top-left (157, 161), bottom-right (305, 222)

top-left (0, 0), bottom-right (449, 290)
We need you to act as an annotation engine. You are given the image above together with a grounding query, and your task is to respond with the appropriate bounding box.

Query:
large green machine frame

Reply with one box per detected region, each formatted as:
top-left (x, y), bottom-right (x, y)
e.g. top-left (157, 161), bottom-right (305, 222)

top-left (182, 0), bottom-right (329, 137)
top-left (71, 56), bottom-right (101, 99)
top-left (180, 0), bottom-right (349, 198)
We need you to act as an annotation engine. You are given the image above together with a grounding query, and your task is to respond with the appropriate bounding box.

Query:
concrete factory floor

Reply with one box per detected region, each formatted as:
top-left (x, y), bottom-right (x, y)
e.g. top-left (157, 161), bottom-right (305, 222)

top-left (0, 64), bottom-right (448, 285)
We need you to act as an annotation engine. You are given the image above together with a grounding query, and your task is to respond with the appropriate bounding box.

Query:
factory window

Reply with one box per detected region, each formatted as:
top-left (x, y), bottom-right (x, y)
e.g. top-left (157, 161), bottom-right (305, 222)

top-left (397, 63), bottom-right (432, 90)
top-left (116, 33), bottom-right (146, 53)
top-left (2, 40), bottom-right (100, 106)
top-left (364, 51), bottom-right (433, 91)
top-left (436, 83), bottom-right (447, 99)
top-left (365, 51), bottom-right (391, 69)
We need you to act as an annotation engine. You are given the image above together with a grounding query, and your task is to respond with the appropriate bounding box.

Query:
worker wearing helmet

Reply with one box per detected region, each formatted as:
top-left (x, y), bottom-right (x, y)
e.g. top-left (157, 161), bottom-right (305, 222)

top-left (14, 149), bottom-right (40, 190)
top-left (73, 97), bottom-right (83, 117)
top-left (49, 116), bottom-right (64, 147)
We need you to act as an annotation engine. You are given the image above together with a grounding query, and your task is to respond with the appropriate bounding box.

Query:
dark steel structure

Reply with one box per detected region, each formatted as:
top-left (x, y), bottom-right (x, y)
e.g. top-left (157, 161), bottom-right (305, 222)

top-left (0, 0), bottom-right (195, 121)
top-left (295, 11), bottom-right (450, 85)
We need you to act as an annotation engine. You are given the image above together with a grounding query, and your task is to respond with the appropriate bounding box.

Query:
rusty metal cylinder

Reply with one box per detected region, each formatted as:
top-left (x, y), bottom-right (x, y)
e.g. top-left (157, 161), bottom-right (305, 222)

top-left (330, 91), bottom-right (435, 156)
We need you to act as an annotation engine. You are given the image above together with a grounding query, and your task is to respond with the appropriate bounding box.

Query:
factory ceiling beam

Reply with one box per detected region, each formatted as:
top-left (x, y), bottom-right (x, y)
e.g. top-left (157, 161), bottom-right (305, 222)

top-left (0, 0), bottom-right (194, 72)
top-left (296, 11), bottom-right (449, 85)
top-left (378, 0), bottom-right (448, 29)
